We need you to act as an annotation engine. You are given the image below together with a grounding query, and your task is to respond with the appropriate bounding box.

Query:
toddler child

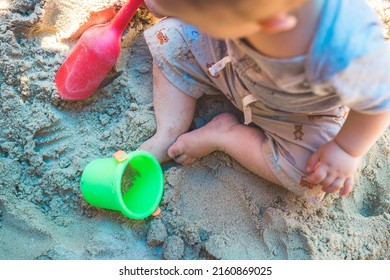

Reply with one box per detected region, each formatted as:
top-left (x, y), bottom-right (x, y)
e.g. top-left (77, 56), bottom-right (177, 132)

top-left (139, 0), bottom-right (390, 203)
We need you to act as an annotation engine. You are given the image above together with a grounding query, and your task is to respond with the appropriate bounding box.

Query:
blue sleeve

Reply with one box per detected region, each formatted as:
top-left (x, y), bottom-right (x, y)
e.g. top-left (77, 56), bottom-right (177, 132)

top-left (330, 45), bottom-right (390, 114)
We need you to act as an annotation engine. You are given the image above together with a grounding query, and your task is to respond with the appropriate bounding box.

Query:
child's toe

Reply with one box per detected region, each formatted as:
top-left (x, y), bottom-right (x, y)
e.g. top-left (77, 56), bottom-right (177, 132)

top-left (173, 154), bottom-right (188, 164)
top-left (167, 142), bottom-right (183, 159)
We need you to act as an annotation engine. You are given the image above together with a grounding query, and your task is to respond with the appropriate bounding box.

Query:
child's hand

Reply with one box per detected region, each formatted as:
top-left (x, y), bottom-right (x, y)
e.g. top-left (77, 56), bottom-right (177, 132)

top-left (142, 0), bottom-right (166, 18)
top-left (305, 139), bottom-right (359, 197)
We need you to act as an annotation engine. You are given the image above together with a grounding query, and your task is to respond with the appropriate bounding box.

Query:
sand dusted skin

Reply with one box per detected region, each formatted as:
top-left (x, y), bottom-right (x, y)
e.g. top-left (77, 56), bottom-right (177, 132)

top-left (0, 0), bottom-right (389, 260)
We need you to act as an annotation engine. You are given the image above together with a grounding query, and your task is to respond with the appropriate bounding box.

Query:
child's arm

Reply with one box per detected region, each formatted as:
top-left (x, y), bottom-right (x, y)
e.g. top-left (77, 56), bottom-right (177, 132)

top-left (306, 109), bottom-right (390, 197)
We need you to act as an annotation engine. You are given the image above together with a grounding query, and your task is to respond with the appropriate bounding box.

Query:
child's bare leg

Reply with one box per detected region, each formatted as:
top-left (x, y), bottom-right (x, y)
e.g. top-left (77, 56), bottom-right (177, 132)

top-left (138, 62), bottom-right (196, 162)
top-left (167, 113), bottom-right (282, 185)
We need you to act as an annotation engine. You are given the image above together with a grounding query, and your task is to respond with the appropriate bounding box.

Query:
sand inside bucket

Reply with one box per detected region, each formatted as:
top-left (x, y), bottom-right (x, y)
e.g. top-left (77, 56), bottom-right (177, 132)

top-left (121, 163), bottom-right (140, 195)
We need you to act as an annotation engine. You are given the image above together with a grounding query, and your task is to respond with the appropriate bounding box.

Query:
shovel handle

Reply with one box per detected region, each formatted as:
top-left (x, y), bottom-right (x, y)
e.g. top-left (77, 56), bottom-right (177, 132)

top-left (111, 0), bottom-right (144, 34)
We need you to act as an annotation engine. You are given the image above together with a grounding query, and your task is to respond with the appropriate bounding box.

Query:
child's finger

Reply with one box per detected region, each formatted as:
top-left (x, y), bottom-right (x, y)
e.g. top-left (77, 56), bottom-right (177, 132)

top-left (306, 152), bottom-right (320, 172)
top-left (306, 164), bottom-right (327, 184)
top-left (143, 0), bottom-right (165, 18)
top-left (340, 177), bottom-right (354, 197)
top-left (319, 174), bottom-right (337, 190)
top-left (322, 177), bottom-right (343, 193)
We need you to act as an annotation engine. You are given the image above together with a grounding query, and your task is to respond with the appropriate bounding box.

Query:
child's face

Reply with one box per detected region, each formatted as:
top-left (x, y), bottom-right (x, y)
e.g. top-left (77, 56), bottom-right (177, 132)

top-left (145, 0), bottom-right (309, 38)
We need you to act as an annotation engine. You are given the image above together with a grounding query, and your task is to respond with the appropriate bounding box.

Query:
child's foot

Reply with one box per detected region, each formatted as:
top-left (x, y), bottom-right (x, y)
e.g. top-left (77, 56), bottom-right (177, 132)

top-left (138, 135), bottom-right (173, 163)
top-left (167, 113), bottom-right (239, 165)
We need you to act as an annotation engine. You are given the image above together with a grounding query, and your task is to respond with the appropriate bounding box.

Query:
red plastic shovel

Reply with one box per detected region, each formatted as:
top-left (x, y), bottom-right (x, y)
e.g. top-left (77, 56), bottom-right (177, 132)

top-left (55, 0), bottom-right (144, 101)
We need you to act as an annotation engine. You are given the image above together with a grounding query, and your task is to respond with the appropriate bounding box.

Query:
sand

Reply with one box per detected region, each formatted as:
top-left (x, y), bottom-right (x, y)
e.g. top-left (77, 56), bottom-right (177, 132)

top-left (0, 0), bottom-right (389, 260)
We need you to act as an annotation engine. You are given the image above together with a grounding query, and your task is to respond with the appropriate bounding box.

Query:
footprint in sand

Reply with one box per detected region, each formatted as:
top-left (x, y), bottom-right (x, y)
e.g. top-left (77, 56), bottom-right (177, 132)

top-left (33, 119), bottom-right (71, 164)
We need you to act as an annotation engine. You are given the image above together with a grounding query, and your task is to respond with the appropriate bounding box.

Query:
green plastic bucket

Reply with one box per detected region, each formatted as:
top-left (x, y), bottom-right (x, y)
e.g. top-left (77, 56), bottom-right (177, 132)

top-left (80, 150), bottom-right (164, 219)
